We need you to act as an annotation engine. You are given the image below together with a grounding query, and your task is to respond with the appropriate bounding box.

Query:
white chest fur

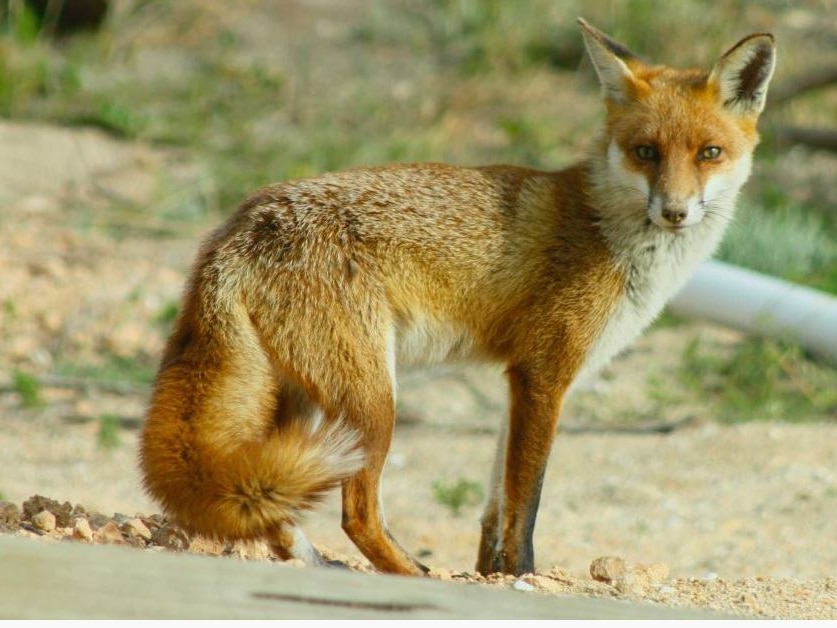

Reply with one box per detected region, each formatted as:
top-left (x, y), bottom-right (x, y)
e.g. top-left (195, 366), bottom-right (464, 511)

top-left (575, 221), bottom-right (729, 386)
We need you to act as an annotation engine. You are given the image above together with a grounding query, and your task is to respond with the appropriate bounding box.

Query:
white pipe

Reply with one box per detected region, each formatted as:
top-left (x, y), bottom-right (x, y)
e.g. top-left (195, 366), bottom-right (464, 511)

top-left (669, 260), bottom-right (837, 363)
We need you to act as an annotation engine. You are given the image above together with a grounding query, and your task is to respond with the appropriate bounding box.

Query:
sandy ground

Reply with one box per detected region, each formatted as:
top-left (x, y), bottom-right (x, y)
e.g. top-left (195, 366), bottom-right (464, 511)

top-left (3, 406), bottom-right (837, 619)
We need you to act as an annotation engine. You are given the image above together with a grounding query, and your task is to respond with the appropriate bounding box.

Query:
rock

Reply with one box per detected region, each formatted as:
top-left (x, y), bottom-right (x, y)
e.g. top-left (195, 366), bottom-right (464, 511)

top-left (86, 512), bottom-right (110, 530)
top-left (0, 502), bottom-right (22, 533)
top-left (144, 513), bottom-right (167, 526)
top-left (590, 556), bottom-right (627, 583)
top-left (188, 536), bottom-right (226, 555)
top-left (112, 513), bottom-right (132, 526)
top-left (72, 518), bottom-right (94, 542)
top-left (22, 496), bottom-right (74, 527)
top-left (151, 524), bottom-right (189, 551)
top-left (639, 562), bottom-right (670, 584)
top-left (31, 510), bottom-right (57, 533)
top-left (520, 574), bottom-right (559, 592)
top-left (121, 518), bottom-right (152, 541)
top-left (615, 562), bottom-right (671, 597)
top-left (546, 566), bottom-right (574, 583)
top-left (590, 557), bottom-right (669, 596)
top-left (615, 573), bottom-right (649, 597)
top-left (94, 520), bottom-right (125, 544)
top-left (513, 578), bottom-right (535, 592)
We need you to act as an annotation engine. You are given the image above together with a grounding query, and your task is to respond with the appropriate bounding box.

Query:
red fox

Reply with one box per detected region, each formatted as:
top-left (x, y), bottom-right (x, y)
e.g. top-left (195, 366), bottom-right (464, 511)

top-left (140, 19), bottom-right (776, 576)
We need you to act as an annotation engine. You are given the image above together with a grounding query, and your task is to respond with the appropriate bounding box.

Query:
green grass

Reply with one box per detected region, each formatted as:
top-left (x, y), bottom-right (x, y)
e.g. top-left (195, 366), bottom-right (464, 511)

top-left (156, 300), bottom-right (180, 328)
top-left (359, 0), bottom-right (583, 75)
top-left (718, 205), bottom-right (837, 293)
top-left (432, 478), bottom-right (484, 517)
top-left (97, 415), bottom-right (122, 451)
top-left (13, 370), bottom-right (43, 408)
top-left (55, 355), bottom-right (155, 386)
top-left (3, 298), bottom-right (17, 319)
top-left (679, 335), bottom-right (837, 423)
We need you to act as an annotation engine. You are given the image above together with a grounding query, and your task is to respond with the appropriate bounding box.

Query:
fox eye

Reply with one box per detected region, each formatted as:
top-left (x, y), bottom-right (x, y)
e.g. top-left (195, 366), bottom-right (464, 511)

top-left (700, 146), bottom-right (722, 161)
top-left (634, 145), bottom-right (659, 161)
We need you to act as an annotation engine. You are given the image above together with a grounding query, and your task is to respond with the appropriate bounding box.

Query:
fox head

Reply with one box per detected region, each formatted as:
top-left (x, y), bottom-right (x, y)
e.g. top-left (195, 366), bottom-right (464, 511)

top-left (579, 19), bottom-right (776, 233)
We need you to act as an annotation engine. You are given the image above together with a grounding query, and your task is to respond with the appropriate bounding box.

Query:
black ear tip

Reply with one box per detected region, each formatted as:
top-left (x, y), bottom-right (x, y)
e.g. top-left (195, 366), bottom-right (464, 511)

top-left (577, 17), bottom-right (596, 34)
top-left (743, 32), bottom-right (776, 52)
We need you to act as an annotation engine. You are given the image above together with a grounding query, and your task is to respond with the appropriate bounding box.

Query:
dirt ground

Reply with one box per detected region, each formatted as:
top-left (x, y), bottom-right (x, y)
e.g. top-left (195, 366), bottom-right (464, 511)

top-left (1, 1), bottom-right (836, 619)
top-left (3, 391), bottom-right (837, 619)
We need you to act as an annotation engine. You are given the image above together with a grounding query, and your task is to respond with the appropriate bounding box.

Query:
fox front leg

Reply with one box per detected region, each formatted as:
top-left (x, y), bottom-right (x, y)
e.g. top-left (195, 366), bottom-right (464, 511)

top-left (477, 363), bottom-right (566, 575)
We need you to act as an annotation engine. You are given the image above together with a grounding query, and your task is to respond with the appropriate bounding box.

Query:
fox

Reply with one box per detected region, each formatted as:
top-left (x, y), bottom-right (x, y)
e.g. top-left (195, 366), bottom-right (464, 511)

top-left (140, 19), bottom-right (776, 577)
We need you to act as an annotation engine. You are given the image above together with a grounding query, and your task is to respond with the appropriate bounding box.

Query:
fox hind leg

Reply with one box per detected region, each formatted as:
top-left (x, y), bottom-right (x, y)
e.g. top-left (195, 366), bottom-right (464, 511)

top-left (268, 521), bottom-right (335, 566)
top-left (317, 324), bottom-right (426, 575)
top-left (336, 385), bottom-right (429, 576)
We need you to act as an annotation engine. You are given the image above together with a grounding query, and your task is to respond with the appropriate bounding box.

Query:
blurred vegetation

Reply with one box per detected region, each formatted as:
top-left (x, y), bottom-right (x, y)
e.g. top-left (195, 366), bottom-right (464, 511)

top-left (1, 0), bottom-right (834, 286)
top-left (2, 0), bottom-right (836, 423)
top-left (432, 477), bottom-right (484, 517)
top-left (96, 414), bottom-right (122, 451)
top-left (55, 353), bottom-right (155, 386)
top-left (12, 369), bottom-right (43, 408)
top-left (679, 335), bottom-right (837, 423)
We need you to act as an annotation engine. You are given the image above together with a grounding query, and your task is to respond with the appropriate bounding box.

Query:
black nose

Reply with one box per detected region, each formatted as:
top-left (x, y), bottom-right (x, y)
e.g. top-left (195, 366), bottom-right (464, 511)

top-left (662, 207), bottom-right (687, 224)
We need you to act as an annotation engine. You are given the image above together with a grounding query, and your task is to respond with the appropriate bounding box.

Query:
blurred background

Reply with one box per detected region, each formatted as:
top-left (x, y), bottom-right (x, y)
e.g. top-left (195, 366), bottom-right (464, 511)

top-left (2, 0), bottom-right (835, 428)
top-left (0, 0), bottom-right (836, 578)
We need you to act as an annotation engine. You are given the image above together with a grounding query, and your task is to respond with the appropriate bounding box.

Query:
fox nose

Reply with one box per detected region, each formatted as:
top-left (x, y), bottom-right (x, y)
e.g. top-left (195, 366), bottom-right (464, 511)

top-left (662, 206), bottom-right (688, 224)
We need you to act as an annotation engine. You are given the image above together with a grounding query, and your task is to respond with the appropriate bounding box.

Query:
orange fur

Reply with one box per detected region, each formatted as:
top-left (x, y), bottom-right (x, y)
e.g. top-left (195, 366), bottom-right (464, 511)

top-left (139, 19), bottom-right (775, 576)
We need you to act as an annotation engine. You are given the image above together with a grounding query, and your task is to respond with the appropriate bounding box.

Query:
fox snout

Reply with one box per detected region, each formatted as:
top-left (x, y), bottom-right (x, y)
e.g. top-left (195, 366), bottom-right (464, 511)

top-left (648, 192), bottom-right (704, 231)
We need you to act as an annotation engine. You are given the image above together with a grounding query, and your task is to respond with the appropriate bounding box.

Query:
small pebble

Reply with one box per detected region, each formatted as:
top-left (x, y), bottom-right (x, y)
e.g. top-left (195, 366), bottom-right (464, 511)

top-left (0, 502), bottom-right (22, 532)
top-left (151, 524), bottom-right (189, 551)
top-left (513, 578), bottom-right (535, 592)
top-left (32, 510), bottom-right (56, 533)
top-left (95, 520), bottom-right (125, 544)
top-left (72, 518), bottom-right (94, 542)
top-left (121, 518), bottom-right (152, 541)
top-left (590, 556), bottom-right (626, 583)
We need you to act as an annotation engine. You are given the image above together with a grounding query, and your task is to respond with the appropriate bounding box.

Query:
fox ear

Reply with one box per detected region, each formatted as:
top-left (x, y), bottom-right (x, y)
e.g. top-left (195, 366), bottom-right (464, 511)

top-left (577, 18), bottom-right (639, 104)
top-left (710, 33), bottom-right (776, 116)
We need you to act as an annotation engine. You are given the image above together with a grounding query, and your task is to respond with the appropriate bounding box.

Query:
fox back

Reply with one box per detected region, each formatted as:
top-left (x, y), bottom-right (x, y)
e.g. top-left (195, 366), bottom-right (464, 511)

top-left (140, 19), bottom-right (776, 576)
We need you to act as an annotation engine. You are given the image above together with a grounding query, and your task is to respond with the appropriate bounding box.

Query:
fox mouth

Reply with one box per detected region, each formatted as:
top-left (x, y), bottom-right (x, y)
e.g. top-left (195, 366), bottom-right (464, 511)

top-left (646, 217), bottom-right (689, 233)
top-left (648, 214), bottom-right (697, 234)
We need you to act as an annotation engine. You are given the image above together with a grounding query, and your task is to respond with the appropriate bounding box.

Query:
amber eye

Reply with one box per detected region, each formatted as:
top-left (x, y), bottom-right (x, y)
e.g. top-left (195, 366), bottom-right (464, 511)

top-left (635, 145), bottom-right (659, 161)
top-left (700, 146), bottom-right (722, 161)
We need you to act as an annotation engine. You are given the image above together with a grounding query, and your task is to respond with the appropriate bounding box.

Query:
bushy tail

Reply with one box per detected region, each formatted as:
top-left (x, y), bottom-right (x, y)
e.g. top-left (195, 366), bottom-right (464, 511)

top-left (139, 331), bottom-right (364, 542)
